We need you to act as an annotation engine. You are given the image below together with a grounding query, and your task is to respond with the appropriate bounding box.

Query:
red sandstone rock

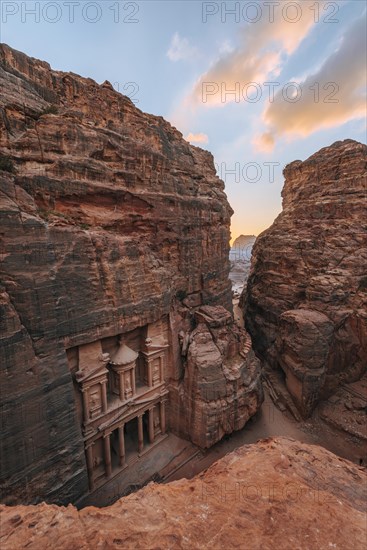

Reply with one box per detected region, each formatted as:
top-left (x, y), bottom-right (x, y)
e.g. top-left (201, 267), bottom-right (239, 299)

top-left (0, 44), bottom-right (262, 504)
top-left (0, 437), bottom-right (366, 550)
top-left (243, 139), bottom-right (367, 417)
top-left (182, 306), bottom-right (263, 447)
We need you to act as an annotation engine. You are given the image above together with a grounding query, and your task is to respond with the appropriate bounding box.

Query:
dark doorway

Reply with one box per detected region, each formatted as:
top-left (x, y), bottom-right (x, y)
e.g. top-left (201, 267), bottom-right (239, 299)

top-left (124, 417), bottom-right (138, 459)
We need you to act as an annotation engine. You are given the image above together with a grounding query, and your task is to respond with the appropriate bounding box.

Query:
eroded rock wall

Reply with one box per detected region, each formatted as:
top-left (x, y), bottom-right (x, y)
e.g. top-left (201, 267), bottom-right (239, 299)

top-left (243, 140), bottom-right (367, 417)
top-left (0, 44), bottom-right (261, 504)
top-left (176, 306), bottom-right (262, 447)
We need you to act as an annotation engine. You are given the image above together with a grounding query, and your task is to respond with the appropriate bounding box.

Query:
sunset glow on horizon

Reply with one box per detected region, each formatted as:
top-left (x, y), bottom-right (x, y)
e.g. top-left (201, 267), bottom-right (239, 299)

top-left (2, 0), bottom-right (366, 239)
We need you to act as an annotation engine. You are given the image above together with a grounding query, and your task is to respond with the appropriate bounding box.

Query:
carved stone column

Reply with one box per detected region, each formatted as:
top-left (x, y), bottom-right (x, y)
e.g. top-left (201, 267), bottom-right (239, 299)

top-left (82, 389), bottom-right (89, 422)
top-left (138, 414), bottom-right (144, 454)
top-left (101, 382), bottom-right (108, 413)
top-left (148, 363), bottom-right (153, 387)
top-left (104, 433), bottom-right (112, 477)
top-left (160, 400), bottom-right (166, 435)
top-left (159, 357), bottom-right (164, 384)
top-left (131, 368), bottom-right (136, 396)
top-left (86, 444), bottom-right (94, 491)
top-left (148, 407), bottom-right (155, 444)
top-left (118, 425), bottom-right (125, 467)
top-left (119, 375), bottom-right (125, 402)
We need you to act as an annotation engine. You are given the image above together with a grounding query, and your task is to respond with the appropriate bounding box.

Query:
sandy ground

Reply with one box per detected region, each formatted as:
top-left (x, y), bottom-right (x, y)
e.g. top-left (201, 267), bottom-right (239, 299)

top-left (164, 389), bottom-right (316, 483)
top-left (165, 386), bottom-right (366, 484)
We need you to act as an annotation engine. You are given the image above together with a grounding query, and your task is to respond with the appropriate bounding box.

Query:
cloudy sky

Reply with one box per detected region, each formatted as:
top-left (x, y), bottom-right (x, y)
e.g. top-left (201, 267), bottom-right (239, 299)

top-left (2, 0), bottom-right (366, 239)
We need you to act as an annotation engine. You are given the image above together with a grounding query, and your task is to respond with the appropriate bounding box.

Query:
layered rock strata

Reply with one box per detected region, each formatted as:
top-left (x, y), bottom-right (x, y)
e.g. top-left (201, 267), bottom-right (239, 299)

top-left (178, 305), bottom-right (262, 447)
top-left (0, 437), bottom-right (366, 550)
top-left (0, 44), bottom-right (262, 504)
top-left (243, 140), bottom-right (367, 417)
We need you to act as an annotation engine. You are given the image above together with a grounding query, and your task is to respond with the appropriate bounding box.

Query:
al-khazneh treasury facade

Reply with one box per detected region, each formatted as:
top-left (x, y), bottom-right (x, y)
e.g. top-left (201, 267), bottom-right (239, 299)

top-left (67, 319), bottom-right (169, 491)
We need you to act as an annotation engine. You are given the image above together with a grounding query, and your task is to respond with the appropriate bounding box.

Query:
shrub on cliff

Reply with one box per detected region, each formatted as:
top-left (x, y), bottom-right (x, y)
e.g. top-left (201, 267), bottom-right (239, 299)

top-left (0, 156), bottom-right (15, 173)
top-left (41, 104), bottom-right (59, 115)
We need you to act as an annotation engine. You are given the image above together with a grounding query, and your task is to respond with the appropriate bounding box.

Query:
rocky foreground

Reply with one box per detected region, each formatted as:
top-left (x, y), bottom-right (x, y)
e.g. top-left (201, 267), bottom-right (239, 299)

top-left (243, 140), bottom-right (367, 417)
top-left (0, 437), bottom-right (366, 550)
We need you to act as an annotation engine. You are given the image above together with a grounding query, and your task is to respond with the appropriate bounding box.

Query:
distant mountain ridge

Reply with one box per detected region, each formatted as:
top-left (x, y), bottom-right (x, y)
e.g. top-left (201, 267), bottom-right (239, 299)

top-left (229, 235), bottom-right (256, 297)
top-left (232, 234), bottom-right (256, 249)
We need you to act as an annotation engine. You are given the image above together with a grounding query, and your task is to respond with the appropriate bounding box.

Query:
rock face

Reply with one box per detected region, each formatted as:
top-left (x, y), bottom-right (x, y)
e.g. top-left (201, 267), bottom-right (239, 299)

top-left (180, 305), bottom-right (262, 447)
top-left (0, 44), bottom-right (262, 505)
top-left (1, 437), bottom-right (366, 550)
top-left (243, 140), bottom-right (367, 417)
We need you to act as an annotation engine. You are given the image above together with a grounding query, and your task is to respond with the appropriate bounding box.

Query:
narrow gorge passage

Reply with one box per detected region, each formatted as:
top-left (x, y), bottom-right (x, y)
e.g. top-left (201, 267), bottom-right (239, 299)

top-left (0, 33), bottom-right (366, 550)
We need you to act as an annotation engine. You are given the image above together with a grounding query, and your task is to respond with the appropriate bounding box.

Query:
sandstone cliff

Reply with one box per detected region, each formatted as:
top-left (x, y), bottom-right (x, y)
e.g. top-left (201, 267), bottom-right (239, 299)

top-left (0, 437), bottom-right (366, 549)
top-left (243, 140), bottom-right (367, 417)
top-left (0, 44), bottom-right (262, 505)
top-left (180, 305), bottom-right (262, 447)
top-left (232, 234), bottom-right (256, 250)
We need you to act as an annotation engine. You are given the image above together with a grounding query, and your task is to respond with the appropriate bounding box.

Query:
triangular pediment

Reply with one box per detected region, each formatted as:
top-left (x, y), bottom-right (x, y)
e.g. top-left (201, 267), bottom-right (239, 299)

top-left (75, 340), bottom-right (110, 382)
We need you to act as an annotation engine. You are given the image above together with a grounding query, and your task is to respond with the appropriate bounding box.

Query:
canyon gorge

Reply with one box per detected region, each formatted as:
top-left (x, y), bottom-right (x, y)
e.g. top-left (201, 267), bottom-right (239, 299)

top-left (0, 43), bottom-right (262, 506)
top-left (0, 44), bottom-right (366, 549)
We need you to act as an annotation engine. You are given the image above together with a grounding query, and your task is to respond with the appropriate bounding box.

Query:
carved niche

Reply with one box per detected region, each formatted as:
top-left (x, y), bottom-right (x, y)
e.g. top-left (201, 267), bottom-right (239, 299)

top-left (74, 341), bottom-right (110, 422)
top-left (141, 337), bottom-right (167, 388)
